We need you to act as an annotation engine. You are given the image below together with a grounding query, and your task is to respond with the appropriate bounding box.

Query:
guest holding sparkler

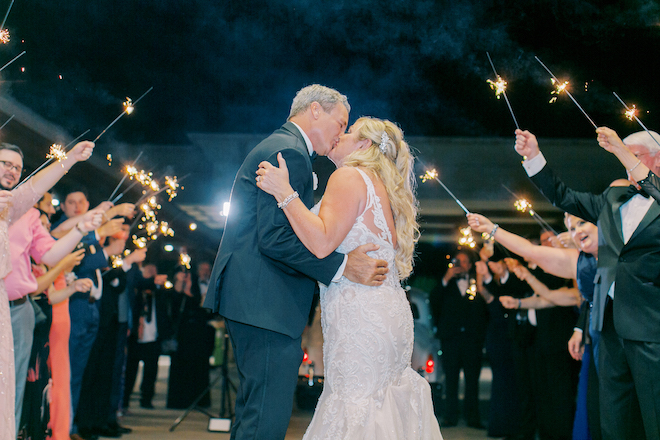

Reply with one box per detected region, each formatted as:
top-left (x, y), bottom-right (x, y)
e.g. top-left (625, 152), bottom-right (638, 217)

top-left (49, 188), bottom-right (133, 440)
top-left (475, 245), bottom-right (524, 439)
top-left (430, 249), bottom-right (487, 429)
top-left (77, 230), bottom-right (146, 438)
top-left (514, 128), bottom-right (660, 439)
top-left (0, 139), bottom-right (94, 440)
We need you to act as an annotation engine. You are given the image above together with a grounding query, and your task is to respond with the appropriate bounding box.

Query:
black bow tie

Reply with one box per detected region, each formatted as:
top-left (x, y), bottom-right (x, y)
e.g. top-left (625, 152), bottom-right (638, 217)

top-left (310, 151), bottom-right (318, 162)
top-left (624, 185), bottom-right (649, 200)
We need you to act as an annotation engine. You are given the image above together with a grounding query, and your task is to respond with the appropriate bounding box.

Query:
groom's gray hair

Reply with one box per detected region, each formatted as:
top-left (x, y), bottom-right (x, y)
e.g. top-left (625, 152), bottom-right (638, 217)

top-left (288, 84), bottom-right (350, 120)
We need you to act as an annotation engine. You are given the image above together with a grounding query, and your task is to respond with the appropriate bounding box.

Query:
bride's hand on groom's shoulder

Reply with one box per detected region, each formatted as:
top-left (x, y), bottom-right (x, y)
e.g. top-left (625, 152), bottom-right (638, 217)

top-left (256, 152), bottom-right (294, 201)
top-left (344, 243), bottom-right (389, 286)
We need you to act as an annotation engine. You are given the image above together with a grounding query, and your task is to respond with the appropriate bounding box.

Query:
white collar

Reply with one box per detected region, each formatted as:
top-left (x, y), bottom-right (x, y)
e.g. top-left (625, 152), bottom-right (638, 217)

top-left (290, 121), bottom-right (314, 157)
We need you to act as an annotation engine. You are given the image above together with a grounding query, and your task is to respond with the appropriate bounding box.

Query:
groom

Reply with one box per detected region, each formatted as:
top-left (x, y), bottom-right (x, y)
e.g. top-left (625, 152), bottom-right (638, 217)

top-left (204, 84), bottom-right (389, 440)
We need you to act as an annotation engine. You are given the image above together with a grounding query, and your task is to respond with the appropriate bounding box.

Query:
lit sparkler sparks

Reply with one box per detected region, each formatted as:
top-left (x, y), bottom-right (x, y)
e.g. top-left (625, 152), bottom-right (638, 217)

top-left (107, 154), bottom-right (112, 166)
top-left (420, 168), bottom-right (470, 214)
top-left (165, 176), bottom-right (179, 201)
top-left (132, 235), bottom-right (148, 249)
top-left (46, 144), bottom-right (67, 163)
top-left (612, 92), bottom-right (660, 150)
top-left (487, 77), bottom-right (507, 98)
top-left (0, 29), bottom-right (9, 44)
top-left (93, 86), bottom-right (153, 142)
top-left (420, 169), bottom-right (438, 183)
top-left (535, 56), bottom-right (597, 129)
top-left (486, 52), bottom-right (520, 129)
top-left (107, 151), bottom-right (144, 202)
top-left (458, 226), bottom-right (476, 249)
top-left (110, 255), bottom-right (124, 269)
top-left (180, 253), bottom-right (192, 270)
top-left (123, 98), bottom-right (134, 115)
top-left (466, 279), bottom-right (477, 301)
top-left (502, 184), bottom-right (558, 234)
top-left (549, 79), bottom-right (569, 104)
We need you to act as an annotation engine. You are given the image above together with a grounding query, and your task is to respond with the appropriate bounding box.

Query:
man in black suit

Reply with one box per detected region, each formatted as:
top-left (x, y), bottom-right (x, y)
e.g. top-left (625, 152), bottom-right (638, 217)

top-left (514, 128), bottom-right (660, 440)
top-left (203, 84), bottom-right (388, 440)
top-left (431, 249), bottom-right (488, 428)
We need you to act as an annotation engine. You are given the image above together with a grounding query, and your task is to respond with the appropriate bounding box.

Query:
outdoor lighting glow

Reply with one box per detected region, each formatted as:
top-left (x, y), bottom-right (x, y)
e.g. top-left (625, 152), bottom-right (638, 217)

top-left (221, 202), bottom-right (230, 217)
top-left (52, 198), bottom-right (60, 207)
top-left (164, 244), bottom-right (174, 252)
top-left (189, 222), bottom-right (197, 231)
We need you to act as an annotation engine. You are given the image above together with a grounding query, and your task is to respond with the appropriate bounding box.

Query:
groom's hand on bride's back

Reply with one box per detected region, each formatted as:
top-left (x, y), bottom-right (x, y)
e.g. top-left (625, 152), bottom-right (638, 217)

top-left (344, 243), bottom-right (389, 286)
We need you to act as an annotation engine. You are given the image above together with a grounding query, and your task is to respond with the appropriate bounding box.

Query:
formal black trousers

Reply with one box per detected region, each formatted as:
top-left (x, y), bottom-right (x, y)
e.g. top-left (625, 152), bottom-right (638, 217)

top-left (599, 301), bottom-right (660, 440)
top-left (441, 334), bottom-right (483, 425)
top-left (225, 318), bottom-right (303, 440)
top-left (123, 339), bottom-right (160, 406)
top-left (76, 319), bottom-right (119, 431)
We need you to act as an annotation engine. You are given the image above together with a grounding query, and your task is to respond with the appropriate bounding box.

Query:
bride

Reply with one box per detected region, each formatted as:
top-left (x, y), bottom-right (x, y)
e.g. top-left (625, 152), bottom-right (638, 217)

top-left (256, 117), bottom-right (442, 439)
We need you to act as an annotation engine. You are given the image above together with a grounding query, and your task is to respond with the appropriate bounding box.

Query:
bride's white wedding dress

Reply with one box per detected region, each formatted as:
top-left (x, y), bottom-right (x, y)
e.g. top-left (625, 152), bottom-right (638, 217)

top-left (303, 168), bottom-right (442, 440)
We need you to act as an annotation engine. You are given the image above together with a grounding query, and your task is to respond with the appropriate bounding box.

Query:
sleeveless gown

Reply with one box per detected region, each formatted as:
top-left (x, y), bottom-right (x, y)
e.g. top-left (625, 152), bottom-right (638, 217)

top-left (303, 168), bottom-right (442, 440)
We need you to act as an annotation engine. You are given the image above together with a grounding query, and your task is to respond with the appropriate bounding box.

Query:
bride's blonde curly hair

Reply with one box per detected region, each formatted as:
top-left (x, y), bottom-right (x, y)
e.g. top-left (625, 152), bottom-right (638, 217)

top-left (342, 117), bottom-right (420, 280)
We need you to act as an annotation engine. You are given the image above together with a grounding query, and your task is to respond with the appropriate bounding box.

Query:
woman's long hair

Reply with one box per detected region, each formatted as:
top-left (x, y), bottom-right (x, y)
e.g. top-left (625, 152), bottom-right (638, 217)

top-left (342, 117), bottom-right (419, 279)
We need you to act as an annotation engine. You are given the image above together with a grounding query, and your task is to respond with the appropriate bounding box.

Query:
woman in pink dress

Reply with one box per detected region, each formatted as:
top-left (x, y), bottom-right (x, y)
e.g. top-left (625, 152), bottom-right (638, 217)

top-left (0, 140), bottom-right (94, 440)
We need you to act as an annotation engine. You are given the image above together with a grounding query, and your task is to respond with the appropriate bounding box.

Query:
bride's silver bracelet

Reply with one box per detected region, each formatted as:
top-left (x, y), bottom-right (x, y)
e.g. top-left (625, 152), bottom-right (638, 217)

top-left (278, 191), bottom-right (299, 209)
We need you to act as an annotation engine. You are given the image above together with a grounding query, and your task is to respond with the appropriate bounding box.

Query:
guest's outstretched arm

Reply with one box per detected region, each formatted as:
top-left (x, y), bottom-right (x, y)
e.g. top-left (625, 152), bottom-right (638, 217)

top-left (467, 213), bottom-right (578, 280)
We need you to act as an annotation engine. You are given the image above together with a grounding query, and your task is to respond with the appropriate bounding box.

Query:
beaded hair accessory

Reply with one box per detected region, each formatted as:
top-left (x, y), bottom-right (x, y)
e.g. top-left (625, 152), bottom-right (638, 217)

top-left (379, 132), bottom-right (389, 154)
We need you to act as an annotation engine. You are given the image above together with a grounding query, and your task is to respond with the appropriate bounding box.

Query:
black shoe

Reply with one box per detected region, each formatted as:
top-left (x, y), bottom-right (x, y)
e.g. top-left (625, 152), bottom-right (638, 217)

top-left (107, 422), bottom-right (132, 434)
top-left (95, 426), bottom-right (122, 438)
top-left (441, 420), bottom-right (458, 427)
top-left (467, 421), bottom-right (486, 430)
top-left (139, 401), bottom-right (154, 409)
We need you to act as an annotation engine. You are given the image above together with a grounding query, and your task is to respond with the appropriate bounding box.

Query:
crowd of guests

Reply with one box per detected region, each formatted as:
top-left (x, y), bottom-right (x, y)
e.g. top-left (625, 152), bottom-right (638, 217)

top-left (0, 140), bottom-right (216, 440)
top-left (431, 126), bottom-right (660, 440)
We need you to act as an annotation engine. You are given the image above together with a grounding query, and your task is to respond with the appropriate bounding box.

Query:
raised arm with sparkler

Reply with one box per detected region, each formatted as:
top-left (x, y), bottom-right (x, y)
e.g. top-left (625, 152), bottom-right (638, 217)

top-left (22, 141), bottom-right (94, 195)
top-left (596, 126), bottom-right (660, 202)
top-left (466, 212), bottom-right (581, 280)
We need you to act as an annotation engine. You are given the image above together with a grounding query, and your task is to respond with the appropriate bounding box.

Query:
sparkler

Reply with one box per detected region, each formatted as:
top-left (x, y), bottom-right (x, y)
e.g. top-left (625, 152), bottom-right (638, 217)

top-left (179, 253), bottom-right (192, 270)
top-left (0, 0), bottom-right (15, 32)
top-left (535, 56), bottom-right (597, 129)
top-left (45, 144), bottom-right (67, 163)
top-left (93, 87), bottom-right (153, 142)
top-left (164, 176), bottom-right (179, 201)
top-left (107, 151), bottom-right (144, 202)
top-left (0, 50), bottom-right (25, 72)
top-left (612, 92), bottom-right (660, 150)
top-left (420, 168), bottom-right (470, 214)
top-left (502, 184), bottom-right (558, 234)
top-left (13, 129), bottom-right (90, 189)
top-left (485, 52), bottom-right (520, 129)
top-left (458, 226), bottom-right (476, 249)
top-left (0, 114), bottom-right (14, 130)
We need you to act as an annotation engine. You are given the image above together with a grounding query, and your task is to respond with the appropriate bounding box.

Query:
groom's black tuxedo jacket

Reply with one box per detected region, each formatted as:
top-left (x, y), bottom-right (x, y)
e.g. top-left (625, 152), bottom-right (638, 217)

top-left (203, 122), bottom-right (344, 338)
top-left (530, 165), bottom-right (660, 343)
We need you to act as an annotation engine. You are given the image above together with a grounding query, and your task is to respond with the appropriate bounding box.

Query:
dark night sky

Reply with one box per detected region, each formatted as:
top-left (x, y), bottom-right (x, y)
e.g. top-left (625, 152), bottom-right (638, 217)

top-left (3, 0), bottom-right (660, 145)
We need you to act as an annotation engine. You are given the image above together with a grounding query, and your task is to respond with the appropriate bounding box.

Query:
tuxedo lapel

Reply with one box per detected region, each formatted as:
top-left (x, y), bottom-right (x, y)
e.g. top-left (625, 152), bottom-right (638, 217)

top-left (281, 122), bottom-right (313, 168)
top-left (605, 188), bottom-right (627, 250)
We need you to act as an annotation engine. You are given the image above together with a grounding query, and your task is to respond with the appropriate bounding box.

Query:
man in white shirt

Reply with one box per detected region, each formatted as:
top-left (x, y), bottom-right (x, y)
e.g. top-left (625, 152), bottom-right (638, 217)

top-left (514, 128), bottom-right (660, 440)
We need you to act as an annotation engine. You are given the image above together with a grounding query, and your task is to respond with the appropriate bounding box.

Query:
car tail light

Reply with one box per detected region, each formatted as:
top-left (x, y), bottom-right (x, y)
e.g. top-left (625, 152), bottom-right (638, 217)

top-left (425, 355), bottom-right (435, 374)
